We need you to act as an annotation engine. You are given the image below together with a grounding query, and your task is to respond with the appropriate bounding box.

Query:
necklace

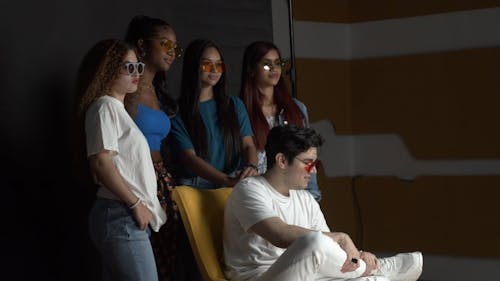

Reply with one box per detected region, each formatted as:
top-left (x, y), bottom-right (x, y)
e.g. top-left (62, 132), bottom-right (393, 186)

top-left (139, 82), bottom-right (155, 92)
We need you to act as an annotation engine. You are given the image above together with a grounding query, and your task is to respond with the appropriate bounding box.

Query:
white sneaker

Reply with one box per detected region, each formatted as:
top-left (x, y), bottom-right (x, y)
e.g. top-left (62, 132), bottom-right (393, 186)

top-left (372, 252), bottom-right (423, 281)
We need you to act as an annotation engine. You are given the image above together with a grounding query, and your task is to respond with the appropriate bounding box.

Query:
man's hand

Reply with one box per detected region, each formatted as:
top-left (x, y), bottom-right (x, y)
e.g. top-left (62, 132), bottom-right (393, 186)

top-left (341, 254), bottom-right (360, 273)
top-left (360, 251), bottom-right (379, 276)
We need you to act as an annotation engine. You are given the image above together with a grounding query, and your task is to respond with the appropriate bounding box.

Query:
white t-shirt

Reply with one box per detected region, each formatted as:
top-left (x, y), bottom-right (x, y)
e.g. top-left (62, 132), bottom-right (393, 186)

top-left (85, 95), bottom-right (166, 231)
top-left (223, 176), bottom-right (329, 281)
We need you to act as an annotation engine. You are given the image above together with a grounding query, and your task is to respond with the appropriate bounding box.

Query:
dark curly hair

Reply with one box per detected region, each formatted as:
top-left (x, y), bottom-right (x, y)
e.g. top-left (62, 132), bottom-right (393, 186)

top-left (77, 39), bottom-right (134, 114)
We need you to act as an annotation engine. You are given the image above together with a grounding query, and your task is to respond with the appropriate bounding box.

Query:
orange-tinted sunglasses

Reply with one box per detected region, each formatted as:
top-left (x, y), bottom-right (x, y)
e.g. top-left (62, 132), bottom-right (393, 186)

top-left (201, 61), bottom-right (225, 73)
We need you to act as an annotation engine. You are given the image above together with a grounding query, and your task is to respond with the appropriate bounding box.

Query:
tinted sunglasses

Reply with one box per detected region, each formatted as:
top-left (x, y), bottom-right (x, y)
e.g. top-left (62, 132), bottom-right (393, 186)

top-left (201, 61), bottom-right (225, 73)
top-left (148, 38), bottom-right (183, 58)
top-left (260, 59), bottom-right (286, 71)
top-left (123, 62), bottom-right (145, 76)
top-left (295, 157), bottom-right (318, 173)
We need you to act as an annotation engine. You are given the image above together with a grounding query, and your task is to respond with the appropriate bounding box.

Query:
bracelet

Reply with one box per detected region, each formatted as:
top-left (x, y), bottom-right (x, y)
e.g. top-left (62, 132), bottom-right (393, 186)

top-left (129, 198), bottom-right (142, 209)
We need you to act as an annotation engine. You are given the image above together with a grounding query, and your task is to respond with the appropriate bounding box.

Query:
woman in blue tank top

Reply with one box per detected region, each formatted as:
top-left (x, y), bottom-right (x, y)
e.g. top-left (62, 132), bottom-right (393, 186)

top-left (124, 15), bottom-right (181, 281)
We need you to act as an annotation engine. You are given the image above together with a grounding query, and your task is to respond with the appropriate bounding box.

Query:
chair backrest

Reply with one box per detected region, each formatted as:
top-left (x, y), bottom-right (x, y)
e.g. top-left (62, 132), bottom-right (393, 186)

top-left (172, 186), bottom-right (232, 281)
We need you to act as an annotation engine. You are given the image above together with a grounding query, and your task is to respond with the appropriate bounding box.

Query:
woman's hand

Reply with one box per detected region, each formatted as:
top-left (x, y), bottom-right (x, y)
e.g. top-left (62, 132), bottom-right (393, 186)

top-left (132, 202), bottom-right (153, 230)
top-left (238, 165), bottom-right (258, 179)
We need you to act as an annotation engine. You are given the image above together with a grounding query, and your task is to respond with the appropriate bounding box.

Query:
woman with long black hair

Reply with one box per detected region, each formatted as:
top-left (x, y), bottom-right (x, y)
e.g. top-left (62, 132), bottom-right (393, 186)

top-left (170, 39), bottom-right (258, 189)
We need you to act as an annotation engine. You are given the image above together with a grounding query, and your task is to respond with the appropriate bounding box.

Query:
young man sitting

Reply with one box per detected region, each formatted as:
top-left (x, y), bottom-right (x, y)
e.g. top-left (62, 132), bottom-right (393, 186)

top-left (223, 125), bottom-right (423, 281)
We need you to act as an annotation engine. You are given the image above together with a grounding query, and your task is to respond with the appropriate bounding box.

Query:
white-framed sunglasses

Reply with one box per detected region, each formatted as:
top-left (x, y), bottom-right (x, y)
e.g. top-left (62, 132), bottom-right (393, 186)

top-left (123, 62), bottom-right (145, 76)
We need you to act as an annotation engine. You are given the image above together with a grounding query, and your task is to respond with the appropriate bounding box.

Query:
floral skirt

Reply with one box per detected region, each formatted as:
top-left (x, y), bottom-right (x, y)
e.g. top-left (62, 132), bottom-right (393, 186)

top-left (150, 161), bottom-right (180, 281)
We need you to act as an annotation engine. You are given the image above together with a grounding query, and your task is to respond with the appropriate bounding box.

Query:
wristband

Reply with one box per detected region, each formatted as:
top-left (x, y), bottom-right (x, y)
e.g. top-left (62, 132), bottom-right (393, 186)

top-left (129, 198), bottom-right (142, 209)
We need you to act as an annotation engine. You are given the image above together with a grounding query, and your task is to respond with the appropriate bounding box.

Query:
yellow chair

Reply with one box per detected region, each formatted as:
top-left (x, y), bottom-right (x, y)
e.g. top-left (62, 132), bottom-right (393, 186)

top-left (172, 185), bottom-right (232, 281)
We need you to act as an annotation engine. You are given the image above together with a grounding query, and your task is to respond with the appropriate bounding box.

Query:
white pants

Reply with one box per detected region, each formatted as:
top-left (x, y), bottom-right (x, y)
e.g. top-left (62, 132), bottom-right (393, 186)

top-left (256, 231), bottom-right (389, 281)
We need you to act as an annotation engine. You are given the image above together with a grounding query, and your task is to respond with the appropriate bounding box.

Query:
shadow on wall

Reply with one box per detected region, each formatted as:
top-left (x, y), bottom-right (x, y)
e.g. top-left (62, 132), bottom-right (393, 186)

top-left (312, 119), bottom-right (500, 179)
top-left (313, 119), bottom-right (500, 281)
top-left (6, 68), bottom-right (101, 281)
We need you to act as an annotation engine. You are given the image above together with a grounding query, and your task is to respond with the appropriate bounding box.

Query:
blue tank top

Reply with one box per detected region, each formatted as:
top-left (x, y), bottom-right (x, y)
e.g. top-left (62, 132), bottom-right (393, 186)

top-left (134, 103), bottom-right (171, 151)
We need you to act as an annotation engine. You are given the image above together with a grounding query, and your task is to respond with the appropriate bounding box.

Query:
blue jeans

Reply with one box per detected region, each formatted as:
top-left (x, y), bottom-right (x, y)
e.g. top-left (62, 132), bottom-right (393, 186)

top-left (88, 198), bottom-right (158, 281)
top-left (306, 173), bottom-right (322, 202)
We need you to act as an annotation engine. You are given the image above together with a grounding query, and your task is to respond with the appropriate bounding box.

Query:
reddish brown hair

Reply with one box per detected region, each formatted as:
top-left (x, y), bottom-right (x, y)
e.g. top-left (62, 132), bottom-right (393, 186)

top-left (239, 41), bottom-right (304, 150)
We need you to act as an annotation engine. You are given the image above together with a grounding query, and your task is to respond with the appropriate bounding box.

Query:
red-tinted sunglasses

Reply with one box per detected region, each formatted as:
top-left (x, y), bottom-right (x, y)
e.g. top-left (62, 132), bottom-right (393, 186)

top-left (295, 157), bottom-right (318, 173)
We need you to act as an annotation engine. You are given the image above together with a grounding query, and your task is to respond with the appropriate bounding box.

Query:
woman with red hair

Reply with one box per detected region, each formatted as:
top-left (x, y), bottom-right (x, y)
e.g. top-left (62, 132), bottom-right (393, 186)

top-left (239, 41), bottom-right (321, 201)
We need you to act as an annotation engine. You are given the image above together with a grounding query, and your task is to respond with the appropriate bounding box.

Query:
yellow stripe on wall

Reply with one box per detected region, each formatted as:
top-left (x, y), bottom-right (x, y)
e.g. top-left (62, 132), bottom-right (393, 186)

top-left (291, 59), bottom-right (353, 133)
top-left (296, 47), bottom-right (500, 159)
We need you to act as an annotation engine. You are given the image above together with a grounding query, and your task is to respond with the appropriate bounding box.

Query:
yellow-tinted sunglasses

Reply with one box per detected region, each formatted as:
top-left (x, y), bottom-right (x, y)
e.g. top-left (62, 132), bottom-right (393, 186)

top-left (148, 38), bottom-right (183, 58)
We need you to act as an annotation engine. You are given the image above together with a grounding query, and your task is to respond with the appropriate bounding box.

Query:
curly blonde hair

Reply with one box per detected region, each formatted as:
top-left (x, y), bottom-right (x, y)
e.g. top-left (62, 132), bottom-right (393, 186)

top-left (77, 39), bottom-right (135, 114)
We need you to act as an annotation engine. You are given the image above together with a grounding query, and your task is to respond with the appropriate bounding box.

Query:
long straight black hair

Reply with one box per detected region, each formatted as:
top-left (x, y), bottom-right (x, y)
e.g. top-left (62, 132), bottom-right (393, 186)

top-left (179, 39), bottom-right (242, 173)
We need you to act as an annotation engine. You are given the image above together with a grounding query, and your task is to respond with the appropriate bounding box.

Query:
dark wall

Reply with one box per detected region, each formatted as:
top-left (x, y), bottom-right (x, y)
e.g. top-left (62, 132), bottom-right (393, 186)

top-left (1, 1), bottom-right (272, 280)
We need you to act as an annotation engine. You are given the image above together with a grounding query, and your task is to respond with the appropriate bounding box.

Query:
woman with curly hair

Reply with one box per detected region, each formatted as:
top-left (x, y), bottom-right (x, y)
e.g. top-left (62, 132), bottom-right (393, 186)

top-left (124, 15), bottom-right (181, 281)
top-left (77, 38), bottom-right (165, 281)
top-left (239, 41), bottom-right (322, 201)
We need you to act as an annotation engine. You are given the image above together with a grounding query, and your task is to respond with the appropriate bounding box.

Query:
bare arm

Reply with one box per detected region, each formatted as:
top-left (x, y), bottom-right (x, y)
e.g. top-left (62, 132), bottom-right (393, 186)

top-left (179, 149), bottom-right (238, 186)
top-left (323, 232), bottom-right (360, 257)
top-left (251, 216), bottom-right (366, 273)
top-left (250, 216), bottom-right (360, 252)
top-left (250, 217), bottom-right (313, 248)
top-left (88, 151), bottom-right (152, 229)
top-left (238, 136), bottom-right (259, 178)
top-left (327, 235), bottom-right (379, 275)
top-left (323, 232), bottom-right (364, 273)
